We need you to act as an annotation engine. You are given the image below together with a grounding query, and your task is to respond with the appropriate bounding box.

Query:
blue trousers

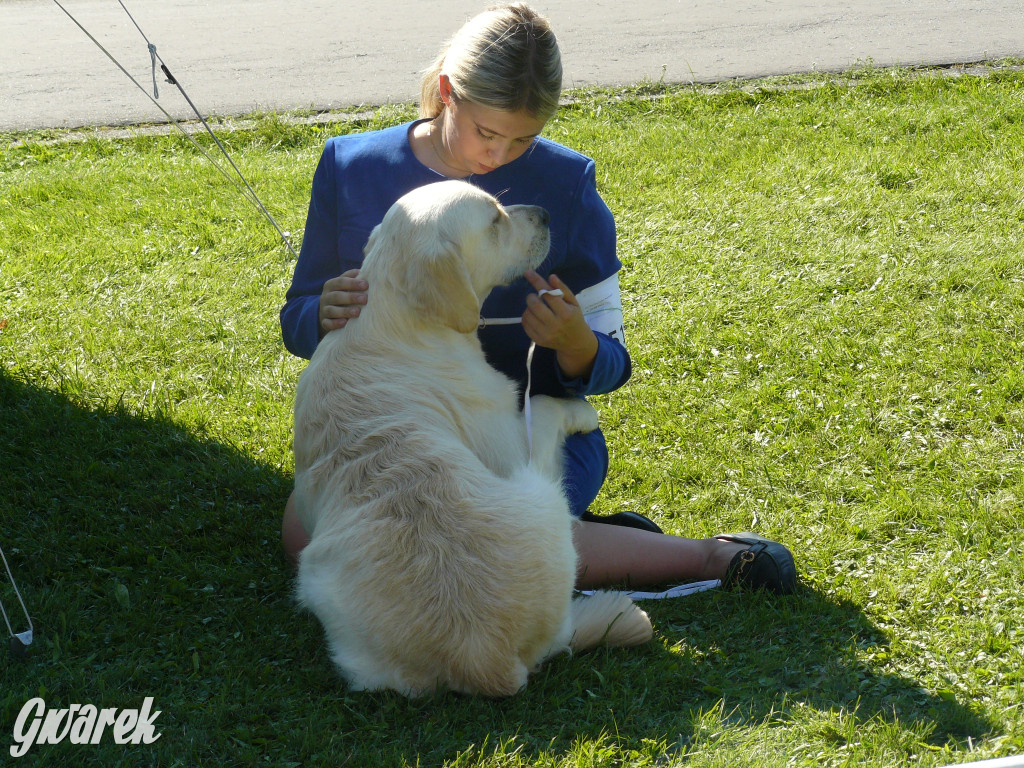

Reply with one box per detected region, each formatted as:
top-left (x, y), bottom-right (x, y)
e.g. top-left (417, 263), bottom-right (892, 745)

top-left (561, 428), bottom-right (608, 517)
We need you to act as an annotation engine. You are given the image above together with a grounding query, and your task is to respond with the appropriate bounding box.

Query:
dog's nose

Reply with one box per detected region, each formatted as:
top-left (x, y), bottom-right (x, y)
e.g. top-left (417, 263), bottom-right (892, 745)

top-left (537, 207), bottom-right (550, 226)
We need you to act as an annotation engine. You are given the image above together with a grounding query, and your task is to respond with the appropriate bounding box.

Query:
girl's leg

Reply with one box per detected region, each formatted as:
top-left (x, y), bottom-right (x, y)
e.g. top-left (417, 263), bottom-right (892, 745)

top-left (281, 490), bottom-right (308, 567)
top-left (282, 486), bottom-right (746, 586)
top-left (562, 431), bottom-right (748, 588)
top-left (561, 429), bottom-right (608, 516)
top-left (573, 521), bottom-right (745, 589)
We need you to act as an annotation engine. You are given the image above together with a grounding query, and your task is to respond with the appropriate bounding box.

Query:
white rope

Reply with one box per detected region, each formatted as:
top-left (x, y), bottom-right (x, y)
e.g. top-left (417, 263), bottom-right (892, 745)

top-left (479, 288), bottom-right (563, 458)
top-left (937, 758), bottom-right (1024, 768)
top-left (0, 544), bottom-right (33, 648)
top-left (577, 580), bottom-right (721, 600)
top-left (477, 316), bottom-right (521, 328)
top-left (524, 339), bottom-right (539, 453)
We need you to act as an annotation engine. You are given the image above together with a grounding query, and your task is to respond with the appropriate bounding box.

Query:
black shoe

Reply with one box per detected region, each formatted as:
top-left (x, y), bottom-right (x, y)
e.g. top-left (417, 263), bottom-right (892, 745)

top-left (716, 532), bottom-right (797, 594)
top-left (580, 511), bottom-right (663, 534)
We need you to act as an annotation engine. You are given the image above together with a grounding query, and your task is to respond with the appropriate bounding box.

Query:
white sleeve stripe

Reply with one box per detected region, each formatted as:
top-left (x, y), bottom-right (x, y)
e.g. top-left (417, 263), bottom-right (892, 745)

top-left (577, 273), bottom-right (620, 307)
top-left (576, 273), bottom-right (626, 346)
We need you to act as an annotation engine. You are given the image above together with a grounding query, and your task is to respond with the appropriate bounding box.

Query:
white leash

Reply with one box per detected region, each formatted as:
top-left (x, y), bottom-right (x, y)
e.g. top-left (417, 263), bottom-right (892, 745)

top-left (0, 543), bottom-right (33, 656)
top-left (484, 290), bottom-right (720, 601)
top-left (577, 580), bottom-right (721, 601)
top-left (478, 288), bottom-right (563, 457)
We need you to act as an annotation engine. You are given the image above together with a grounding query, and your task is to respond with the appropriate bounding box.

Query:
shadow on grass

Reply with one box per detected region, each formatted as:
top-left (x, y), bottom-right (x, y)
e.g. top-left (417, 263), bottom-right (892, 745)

top-left (643, 586), bottom-right (994, 748)
top-left (0, 370), bottom-right (993, 767)
top-left (374, 588), bottom-right (996, 766)
top-left (0, 367), bottom-right (292, 594)
top-left (282, 584), bottom-right (996, 767)
top-left (0, 369), bottom-right (302, 764)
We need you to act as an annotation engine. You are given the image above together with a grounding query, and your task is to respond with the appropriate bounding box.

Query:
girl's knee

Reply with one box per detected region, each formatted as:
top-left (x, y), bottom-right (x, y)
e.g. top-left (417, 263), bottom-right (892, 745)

top-left (281, 492), bottom-right (309, 565)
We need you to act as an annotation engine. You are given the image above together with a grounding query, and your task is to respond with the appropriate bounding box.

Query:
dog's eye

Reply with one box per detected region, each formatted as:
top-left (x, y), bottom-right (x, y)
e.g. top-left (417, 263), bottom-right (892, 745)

top-left (491, 211), bottom-right (504, 227)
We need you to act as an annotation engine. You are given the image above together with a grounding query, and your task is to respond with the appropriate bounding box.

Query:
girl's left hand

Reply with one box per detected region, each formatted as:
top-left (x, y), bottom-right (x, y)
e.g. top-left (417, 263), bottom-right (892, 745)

top-left (522, 270), bottom-right (599, 379)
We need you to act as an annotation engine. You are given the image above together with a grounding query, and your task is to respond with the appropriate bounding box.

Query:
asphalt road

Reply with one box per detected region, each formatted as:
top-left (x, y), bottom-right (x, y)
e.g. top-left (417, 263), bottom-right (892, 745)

top-left (2, 0), bottom-right (1023, 132)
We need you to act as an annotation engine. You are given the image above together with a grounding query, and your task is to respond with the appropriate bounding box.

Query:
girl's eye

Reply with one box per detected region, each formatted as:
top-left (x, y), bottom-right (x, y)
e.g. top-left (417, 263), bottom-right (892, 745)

top-left (477, 129), bottom-right (534, 145)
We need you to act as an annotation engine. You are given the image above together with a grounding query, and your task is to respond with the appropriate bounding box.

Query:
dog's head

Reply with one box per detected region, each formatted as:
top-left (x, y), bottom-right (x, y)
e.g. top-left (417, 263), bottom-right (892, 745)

top-left (362, 181), bottom-right (551, 333)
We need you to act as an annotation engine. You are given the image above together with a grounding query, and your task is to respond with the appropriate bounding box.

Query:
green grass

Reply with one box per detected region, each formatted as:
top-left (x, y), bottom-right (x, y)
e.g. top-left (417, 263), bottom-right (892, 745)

top-left (2, 66), bottom-right (1022, 767)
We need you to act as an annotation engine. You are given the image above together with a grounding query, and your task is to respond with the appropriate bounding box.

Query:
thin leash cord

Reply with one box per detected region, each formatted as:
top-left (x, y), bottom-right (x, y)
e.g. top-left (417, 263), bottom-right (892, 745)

top-left (51, 0), bottom-right (298, 260)
top-left (0, 544), bottom-right (33, 646)
top-left (479, 288), bottom-right (563, 457)
top-left (524, 340), bottom-right (538, 453)
top-left (481, 296), bottom-right (719, 604)
top-left (577, 579), bottom-right (721, 600)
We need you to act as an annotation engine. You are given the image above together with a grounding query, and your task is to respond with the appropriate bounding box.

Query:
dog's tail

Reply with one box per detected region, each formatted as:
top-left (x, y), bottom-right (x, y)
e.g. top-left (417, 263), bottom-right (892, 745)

top-left (568, 591), bottom-right (652, 651)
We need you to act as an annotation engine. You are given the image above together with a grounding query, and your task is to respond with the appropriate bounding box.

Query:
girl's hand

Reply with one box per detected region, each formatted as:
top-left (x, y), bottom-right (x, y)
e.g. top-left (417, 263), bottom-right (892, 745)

top-left (319, 269), bottom-right (368, 336)
top-left (522, 270), bottom-right (598, 379)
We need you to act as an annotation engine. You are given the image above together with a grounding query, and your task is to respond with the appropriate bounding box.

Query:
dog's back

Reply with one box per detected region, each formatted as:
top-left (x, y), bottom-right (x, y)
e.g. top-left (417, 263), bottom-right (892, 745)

top-left (295, 379), bottom-right (578, 695)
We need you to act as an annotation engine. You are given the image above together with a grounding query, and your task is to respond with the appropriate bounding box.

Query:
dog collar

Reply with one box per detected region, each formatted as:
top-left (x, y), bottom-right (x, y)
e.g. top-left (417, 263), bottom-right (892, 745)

top-left (478, 288), bottom-right (563, 329)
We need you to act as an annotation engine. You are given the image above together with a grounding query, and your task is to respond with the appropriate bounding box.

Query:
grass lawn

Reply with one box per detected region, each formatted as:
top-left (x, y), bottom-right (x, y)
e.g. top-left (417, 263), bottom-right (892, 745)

top-left (1, 64), bottom-right (1022, 767)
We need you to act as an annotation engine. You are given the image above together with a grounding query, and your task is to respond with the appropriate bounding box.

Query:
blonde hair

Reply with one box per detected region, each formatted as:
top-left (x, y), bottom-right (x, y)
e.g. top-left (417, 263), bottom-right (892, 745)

top-left (419, 3), bottom-right (562, 120)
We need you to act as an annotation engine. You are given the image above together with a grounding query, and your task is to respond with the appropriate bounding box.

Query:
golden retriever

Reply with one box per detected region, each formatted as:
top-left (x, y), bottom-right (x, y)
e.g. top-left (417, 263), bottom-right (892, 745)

top-left (292, 180), bottom-right (651, 697)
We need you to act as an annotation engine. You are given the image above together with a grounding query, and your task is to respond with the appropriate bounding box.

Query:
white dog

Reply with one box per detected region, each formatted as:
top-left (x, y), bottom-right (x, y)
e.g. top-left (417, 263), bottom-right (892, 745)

top-left (293, 180), bottom-right (651, 697)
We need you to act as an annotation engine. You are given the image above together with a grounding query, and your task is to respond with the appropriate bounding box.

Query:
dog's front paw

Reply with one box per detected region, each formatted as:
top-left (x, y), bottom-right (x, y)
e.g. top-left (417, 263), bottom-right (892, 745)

top-left (563, 399), bottom-right (600, 435)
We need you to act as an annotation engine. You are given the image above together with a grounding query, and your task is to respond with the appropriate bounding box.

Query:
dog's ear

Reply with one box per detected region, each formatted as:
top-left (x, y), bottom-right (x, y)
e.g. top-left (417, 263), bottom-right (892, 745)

top-left (402, 240), bottom-right (481, 333)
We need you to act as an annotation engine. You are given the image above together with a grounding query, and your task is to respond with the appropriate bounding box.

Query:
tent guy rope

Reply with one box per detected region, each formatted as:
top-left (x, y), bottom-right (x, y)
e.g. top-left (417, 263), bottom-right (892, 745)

top-left (51, 0), bottom-right (298, 259)
top-left (1, 543), bottom-right (33, 659)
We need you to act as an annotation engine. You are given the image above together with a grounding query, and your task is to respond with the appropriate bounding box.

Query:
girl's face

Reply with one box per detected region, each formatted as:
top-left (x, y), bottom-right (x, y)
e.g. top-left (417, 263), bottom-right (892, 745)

top-left (439, 76), bottom-right (549, 176)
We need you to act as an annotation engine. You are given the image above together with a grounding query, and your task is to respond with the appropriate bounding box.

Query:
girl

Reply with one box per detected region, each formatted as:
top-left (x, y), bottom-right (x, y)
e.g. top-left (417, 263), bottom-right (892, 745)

top-left (280, 3), bottom-right (796, 593)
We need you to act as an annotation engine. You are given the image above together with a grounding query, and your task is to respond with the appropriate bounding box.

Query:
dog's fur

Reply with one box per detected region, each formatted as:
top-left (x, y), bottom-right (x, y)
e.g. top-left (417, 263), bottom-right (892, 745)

top-left (293, 180), bottom-right (652, 697)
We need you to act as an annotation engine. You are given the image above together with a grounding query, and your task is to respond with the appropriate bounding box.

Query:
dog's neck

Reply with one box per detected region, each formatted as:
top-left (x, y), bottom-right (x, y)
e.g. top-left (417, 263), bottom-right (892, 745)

top-left (341, 278), bottom-right (484, 346)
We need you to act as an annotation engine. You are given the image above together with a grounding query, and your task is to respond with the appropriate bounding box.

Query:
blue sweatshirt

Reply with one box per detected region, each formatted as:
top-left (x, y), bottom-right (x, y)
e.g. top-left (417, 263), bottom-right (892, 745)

top-left (281, 120), bottom-right (631, 512)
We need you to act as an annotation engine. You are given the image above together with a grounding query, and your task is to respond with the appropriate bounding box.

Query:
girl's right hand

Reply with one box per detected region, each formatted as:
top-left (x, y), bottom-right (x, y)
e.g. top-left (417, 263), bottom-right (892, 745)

top-left (319, 269), bottom-right (368, 335)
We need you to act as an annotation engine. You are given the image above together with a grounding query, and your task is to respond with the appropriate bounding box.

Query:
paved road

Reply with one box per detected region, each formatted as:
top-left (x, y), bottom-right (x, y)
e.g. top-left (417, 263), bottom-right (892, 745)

top-left (2, 0), bottom-right (1023, 132)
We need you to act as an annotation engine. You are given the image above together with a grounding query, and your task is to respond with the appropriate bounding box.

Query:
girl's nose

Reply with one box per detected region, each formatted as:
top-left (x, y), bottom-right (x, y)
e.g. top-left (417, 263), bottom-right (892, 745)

top-left (490, 143), bottom-right (511, 165)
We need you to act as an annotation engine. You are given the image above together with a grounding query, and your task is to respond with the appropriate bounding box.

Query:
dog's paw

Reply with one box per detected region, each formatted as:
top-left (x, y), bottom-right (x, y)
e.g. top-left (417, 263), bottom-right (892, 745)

top-left (563, 399), bottom-right (600, 435)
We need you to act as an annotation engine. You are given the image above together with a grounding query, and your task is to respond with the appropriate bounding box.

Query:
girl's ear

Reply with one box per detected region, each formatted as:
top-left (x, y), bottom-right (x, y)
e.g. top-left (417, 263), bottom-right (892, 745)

top-left (439, 74), bottom-right (454, 107)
